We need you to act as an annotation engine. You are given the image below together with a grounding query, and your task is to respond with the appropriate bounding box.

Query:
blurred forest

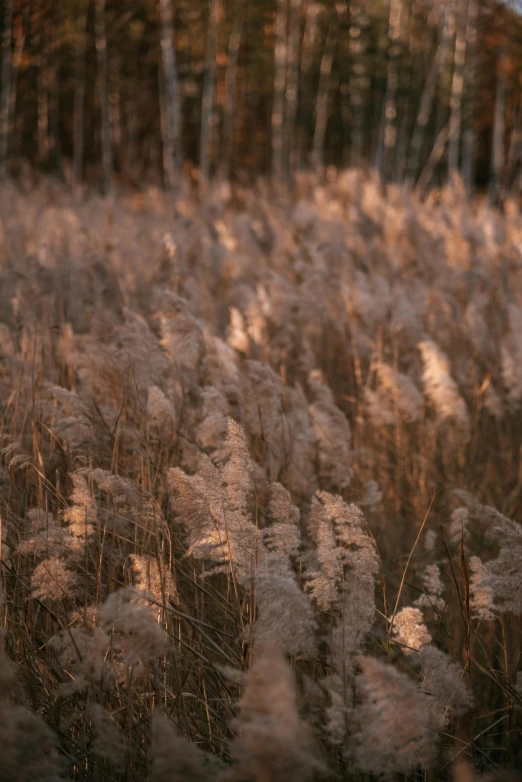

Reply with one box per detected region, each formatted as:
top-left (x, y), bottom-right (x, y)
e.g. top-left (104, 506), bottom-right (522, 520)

top-left (1, 0), bottom-right (522, 197)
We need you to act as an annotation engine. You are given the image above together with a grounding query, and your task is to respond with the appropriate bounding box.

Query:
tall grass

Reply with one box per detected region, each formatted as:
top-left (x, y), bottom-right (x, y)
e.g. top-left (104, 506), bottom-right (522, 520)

top-left (0, 170), bottom-right (521, 780)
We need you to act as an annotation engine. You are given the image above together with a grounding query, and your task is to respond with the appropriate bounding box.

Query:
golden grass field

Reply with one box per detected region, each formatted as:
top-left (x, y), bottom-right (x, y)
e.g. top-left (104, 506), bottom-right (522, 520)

top-left (0, 170), bottom-right (521, 780)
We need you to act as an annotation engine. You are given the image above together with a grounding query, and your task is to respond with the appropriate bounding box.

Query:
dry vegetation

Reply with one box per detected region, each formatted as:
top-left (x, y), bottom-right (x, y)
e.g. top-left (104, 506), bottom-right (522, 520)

top-left (0, 170), bottom-right (522, 780)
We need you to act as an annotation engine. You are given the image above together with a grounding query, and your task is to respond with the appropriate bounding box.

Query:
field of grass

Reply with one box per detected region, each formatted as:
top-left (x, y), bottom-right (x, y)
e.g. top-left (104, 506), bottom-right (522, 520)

top-left (0, 170), bottom-right (521, 780)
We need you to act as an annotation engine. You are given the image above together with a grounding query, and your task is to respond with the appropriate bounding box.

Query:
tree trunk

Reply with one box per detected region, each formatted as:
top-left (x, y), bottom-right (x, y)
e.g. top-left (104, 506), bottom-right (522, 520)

top-left (158, 0), bottom-right (182, 191)
top-left (73, 0), bottom-right (88, 185)
top-left (406, 11), bottom-right (448, 187)
top-left (0, 0), bottom-right (14, 177)
top-left (447, 2), bottom-right (467, 175)
top-left (375, 0), bottom-right (403, 180)
top-left (298, 1), bottom-right (322, 167)
top-left (490, 46), bottom-right (507, 205)
top-left (34, 4), bottom-right (50, 167)
top-left (284, 0), bottom-right (302, 183)
top-left (433, 2), bottom-right (455, 182)
top-left (272, 0), bottom-right (288, 182)
top-left (415, 122), bottom-right (450, 197)
top-left (221, 13), bottom-right (242, 179)
top-left (311, 2), bottom-right (342, 172)
top-left (95, 0), bottom-right (113, 195)
top-left (504, 101), bottom-right (522, 195)
top-left (461, 0), bottom-right (477, 191)
top-left (395, 0), bottom-right (420, 182)
top-left (7, 3), bottom-right (29, 162)
top-left (110, 83), bottom-right (123, 174)
top-left (95, 0), bottom-right (112, 194)
top-left (95, 0), bottom-right (113, 194)
top-left (300, 0), bottom-right (321, 74)
top-left (200, 0), bottom-right (222, 184)
top-left (349, 0), bottom-right (369, 166)
top-left (48, 0), bottom-right (62, 172)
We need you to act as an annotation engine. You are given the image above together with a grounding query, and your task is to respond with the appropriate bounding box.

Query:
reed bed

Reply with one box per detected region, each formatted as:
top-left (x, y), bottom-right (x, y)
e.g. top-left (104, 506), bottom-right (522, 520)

top-left (0, 170), bottom-right (521, 780)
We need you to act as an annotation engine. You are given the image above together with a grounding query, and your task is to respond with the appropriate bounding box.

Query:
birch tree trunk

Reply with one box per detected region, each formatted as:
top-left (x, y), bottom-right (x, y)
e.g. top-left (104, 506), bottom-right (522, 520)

top-left (415, 122), bottom-right (450, 196)
top-left (406, 43), bottom-right (444, 186)
top-left (158, 0), bottom-right (182, 191)
top-left (284, 0), bottom-right (302, 183)
top-left (447, 2), bottom-right (467, 174)
top-left (349, 0), bottom-right (369, 166)
top-left (0, 0), bottom-right (14, 177)
top-left (300, 1), bottom-right (321, 75)
top-left (433, 2), bottom-right (455, 180)
top-left (375, 0), bottom-right (403, 180)
top-left (395, 0), bottom-right (421, 182)
top-left (272, 0), bottom-right (288, 182)
top-left (221, 13), bottom-right (242, 178)
top-left (95, 0), bottom-right (113, 194)
top-left (406, 5), bottom-right (449, 187)
top-left (298, 1), bottom-right (322, 167)
top-left (200, 0), bottom-right (222, 184)
top-left (311, 2), bottom-right (342, 171)
top-left (73, 0), bottom-right (88, 185)
top-left (370, 14), bottom-right (389, 164)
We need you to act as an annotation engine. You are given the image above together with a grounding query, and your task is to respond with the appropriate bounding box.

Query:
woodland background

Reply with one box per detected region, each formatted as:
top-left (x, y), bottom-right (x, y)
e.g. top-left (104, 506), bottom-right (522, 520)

top-left (1, 0), bottom-right (522, 195)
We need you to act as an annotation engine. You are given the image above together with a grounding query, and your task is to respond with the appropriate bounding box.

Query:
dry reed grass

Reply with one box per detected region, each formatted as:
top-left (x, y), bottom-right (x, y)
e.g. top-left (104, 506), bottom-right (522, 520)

top-left (0, 169), bottom-right (521, 779)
